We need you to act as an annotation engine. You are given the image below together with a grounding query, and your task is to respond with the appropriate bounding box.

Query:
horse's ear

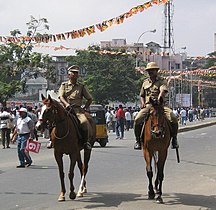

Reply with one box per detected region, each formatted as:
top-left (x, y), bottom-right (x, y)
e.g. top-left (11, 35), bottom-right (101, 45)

top-left (41, 94), bottom-right (46, 100)
top-left (48, 94), bottom-right (52, 101)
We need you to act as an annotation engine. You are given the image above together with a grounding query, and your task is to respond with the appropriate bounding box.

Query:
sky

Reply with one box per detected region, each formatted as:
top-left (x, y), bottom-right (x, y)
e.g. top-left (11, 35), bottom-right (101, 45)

top-left (1, 0), bottom-right (216, 57)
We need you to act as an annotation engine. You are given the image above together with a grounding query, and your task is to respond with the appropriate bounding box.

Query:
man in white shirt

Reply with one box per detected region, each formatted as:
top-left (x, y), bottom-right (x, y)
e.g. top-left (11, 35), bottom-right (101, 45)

top-left (12, 108), bottom-right (34, 168)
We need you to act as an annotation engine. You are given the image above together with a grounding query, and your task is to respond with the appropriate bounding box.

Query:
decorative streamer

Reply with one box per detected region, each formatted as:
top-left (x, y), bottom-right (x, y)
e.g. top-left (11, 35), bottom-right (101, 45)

top-left (0, 0), bottom-right (169, 44)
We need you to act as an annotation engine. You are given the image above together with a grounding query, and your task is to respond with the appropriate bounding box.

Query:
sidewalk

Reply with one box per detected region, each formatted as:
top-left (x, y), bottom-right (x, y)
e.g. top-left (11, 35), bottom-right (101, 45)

top-left (178, 117), bottom-right (216, 133)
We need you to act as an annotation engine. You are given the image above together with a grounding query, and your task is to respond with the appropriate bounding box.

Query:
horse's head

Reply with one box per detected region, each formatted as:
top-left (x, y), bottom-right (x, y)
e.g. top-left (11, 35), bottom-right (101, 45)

top-left (149, 98), bottom-right (165, 139)
top-left (40, 94), bottom-right (67, 128)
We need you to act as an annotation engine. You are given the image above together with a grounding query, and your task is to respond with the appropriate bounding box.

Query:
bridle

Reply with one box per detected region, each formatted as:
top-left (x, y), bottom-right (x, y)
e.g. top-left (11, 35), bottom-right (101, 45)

top-left (44, 103), bottom-right (70, 140)
top-left (149, 105), bottom-right (165, 139)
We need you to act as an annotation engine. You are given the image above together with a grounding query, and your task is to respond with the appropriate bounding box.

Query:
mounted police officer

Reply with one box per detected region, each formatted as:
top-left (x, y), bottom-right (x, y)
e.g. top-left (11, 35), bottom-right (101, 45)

top-left (58, 65), bottom-right (93, 150)
top-left (134, 62), bottom-right (179, 150)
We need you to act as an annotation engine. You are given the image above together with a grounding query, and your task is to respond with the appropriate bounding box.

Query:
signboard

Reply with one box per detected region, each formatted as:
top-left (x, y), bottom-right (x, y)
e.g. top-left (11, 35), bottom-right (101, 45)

top-left (176, 94), bottom-right (191, 107)
top-left (25, 140), bottom-right (41, 153)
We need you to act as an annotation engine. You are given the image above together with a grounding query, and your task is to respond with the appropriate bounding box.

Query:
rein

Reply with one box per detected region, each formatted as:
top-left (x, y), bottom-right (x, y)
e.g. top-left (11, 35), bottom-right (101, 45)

top-left (149, 105), bottom-right (165, 139)
top-left (47, 104), bottom-right (70, 140)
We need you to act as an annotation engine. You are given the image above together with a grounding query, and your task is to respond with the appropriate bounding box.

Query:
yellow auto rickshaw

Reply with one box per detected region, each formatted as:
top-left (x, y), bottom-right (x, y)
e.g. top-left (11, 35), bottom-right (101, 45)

top-left (89, 104), bottom-right (108, 147)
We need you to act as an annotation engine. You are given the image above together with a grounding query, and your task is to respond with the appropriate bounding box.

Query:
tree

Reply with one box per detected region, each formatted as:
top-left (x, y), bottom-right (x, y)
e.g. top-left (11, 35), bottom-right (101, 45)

top-left (0, 16), bottom-right (56, 105)
top-left (66, 46), bottom-right (146, 105)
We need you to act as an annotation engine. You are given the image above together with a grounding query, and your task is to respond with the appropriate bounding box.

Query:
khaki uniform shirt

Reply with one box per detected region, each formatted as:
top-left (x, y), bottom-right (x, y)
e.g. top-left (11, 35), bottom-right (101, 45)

top-left (140, 76), bottom-right (168, 104)
top-left (58, 80), bottom-right (92, 107)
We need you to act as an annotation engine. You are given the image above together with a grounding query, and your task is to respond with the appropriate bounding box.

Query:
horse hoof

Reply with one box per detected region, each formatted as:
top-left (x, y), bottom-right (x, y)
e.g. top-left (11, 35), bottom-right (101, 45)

top-left (69, 192), bottom-right (76, 200)
top-left (58, 195), bottom-right (65, 202)
top-left (77, 192), bottom-right (83, 197)
top-left (148, 192), bottom-right (155, 200)
top-left (83, 187), bottom-right (87, 193)
top-left (156, 196), bottom-right (163, 204)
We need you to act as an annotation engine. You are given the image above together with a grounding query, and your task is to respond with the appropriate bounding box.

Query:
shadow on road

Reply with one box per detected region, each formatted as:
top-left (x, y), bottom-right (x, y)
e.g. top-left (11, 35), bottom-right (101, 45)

top-left (165, 193), bottom-right (216, 209)
top-left (74, 192), bottom-right (145, 209)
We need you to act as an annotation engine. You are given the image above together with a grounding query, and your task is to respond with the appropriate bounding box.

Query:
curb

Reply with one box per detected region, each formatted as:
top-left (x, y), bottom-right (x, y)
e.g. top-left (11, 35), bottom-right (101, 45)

top-left (178, 120), bottom-right (216, 133)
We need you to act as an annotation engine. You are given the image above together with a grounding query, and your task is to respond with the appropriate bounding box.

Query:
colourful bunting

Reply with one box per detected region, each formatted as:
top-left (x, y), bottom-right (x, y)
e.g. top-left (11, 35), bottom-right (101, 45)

top-left (0, 0), bottom-right (169, 44)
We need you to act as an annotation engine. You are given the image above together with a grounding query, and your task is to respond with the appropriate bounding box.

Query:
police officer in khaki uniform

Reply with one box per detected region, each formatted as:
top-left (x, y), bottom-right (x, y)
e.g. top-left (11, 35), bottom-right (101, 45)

top-left (58, 65), bottom-right (93, 150)
top-left (134, 62), bottom-right (179, 150)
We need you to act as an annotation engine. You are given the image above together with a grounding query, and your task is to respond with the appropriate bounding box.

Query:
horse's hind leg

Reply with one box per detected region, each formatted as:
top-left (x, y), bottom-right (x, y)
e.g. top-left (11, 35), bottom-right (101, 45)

top-left (68, 153), bottom-right (77, 200)
top-left (54, 153), bottom-right (66, 202)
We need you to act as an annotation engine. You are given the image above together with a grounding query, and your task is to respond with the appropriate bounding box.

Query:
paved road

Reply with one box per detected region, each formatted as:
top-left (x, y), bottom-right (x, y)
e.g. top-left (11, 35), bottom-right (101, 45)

top-left (0, 118), bottom-right (216, 210)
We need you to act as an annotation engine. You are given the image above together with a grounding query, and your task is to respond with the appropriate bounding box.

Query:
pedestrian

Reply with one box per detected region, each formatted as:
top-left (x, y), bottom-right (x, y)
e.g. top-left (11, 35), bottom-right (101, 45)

top-left (58, 65), bottom-right (93, 150)
top-left (110, 108), bottom-right (116, 132)
top-left (105, 109), bottom-right (113, 132)
top-left (125, 109), bottom-right (131, 131)
top-left (116, 104), bottom-right (125, 139)
top-left (133, 62), bottom-right (179, 150)
top-left (11, 107), bottom-right (34, 168)
top-left (27, 106), bottom-right (38, 140)
top-left (188, 107), bottom-right (194, 122)
top-left (180, 108), bottom-right (187, 125)
top-left (0, 107), bottom-right (13, 149)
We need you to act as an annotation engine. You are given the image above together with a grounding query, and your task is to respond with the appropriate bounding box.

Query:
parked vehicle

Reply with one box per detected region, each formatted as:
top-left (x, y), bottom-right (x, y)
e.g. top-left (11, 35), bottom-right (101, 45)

top-left (89, 104), bottom-right (108, 147)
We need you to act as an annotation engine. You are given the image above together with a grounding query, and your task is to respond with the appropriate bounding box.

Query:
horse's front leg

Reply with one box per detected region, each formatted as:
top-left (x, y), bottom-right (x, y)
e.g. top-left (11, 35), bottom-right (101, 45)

top-left (143, 148), bottom-right (155, 199)
top-left (68, 153), bottom-right (78, 200)
top-left (77, 152), bottom-right (85, 197)
top-left (155, 150), bottom-right (167, 204)
top-left (77, 149), bottom-right (91, 197)
top-left (54, 152), bottom-right (66, 202)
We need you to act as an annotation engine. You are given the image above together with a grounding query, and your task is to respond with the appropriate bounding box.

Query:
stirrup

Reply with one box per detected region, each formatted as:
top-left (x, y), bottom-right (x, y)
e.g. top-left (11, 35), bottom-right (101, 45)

top-left (84, 142), bottom-right (92, 150)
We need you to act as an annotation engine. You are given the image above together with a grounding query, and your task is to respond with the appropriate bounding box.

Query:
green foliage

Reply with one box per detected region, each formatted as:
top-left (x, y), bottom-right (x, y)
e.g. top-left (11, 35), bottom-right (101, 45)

top-left (0, 16), bottom-right (56, 104)
top-left (66, 46), bottom-right (145, 104)
top-left (205, 51), bottom-right (216, 69)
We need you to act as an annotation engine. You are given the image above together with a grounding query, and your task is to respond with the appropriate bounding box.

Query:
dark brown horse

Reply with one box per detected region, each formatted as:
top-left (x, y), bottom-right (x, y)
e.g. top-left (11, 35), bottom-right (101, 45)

top-left (40, 94), bottom-right (96, 201)
top-left (142, 98), bottom-right (171, 203)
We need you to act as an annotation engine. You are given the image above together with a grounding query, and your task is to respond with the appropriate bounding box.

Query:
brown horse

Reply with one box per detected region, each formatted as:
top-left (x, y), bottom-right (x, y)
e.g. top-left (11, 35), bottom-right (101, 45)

top-left (142, 98), bottom-right (171, 203)
top-left (40, 94), bottom-right (96, 201)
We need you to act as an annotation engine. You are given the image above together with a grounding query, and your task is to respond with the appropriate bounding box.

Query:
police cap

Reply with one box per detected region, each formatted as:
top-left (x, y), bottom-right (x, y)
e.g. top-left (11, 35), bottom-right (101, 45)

top-left (145, 62), bottom-right (159, 71)
top-left (67, 65), bottom-right (80, 73)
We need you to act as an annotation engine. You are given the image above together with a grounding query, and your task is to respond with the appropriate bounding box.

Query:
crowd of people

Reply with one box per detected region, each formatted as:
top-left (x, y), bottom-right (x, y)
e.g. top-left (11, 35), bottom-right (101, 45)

top-left (105, 105), bottom-right (139, 140)
top-left (173, 106), bottom-right (213, 126)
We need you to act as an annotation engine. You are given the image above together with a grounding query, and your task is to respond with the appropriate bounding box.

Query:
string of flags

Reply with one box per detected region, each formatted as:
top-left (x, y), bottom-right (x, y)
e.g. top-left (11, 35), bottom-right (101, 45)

top-left (0, 0), bottom-right (169, 44)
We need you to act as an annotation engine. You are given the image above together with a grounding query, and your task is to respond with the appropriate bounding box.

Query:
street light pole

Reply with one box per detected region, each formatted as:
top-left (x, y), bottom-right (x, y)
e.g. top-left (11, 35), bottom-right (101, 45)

top-left (135, 29), bottom-right (156, 68)
top-left (190, 59), bottom-right (196, 108)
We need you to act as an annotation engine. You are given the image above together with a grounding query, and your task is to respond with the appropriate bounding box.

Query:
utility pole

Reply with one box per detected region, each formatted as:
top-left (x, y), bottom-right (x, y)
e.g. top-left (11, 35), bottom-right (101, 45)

top-left (162, 0), bottom-right (175, 108)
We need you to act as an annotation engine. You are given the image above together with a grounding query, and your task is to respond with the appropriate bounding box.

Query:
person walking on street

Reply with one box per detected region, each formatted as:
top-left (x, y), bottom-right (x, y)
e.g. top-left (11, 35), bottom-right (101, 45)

top-left (133, 62), bottom-right (179, 150)
top-left (27, 106), bottom-right (38, 140)
top-left (180, 108), bottom-right (187, 125)
top-left (116, 104), bottom-right (125, 139)
top-left (0, 107), bottom-right (13, 149)
top-left (125, 109), bottom-right (131, 131)
top-left (58, 65), bottom-right (93, 150)
top-left (11, 107), bottom-right (34, 168)
top-left (105, 109), bottom-right (113, 133)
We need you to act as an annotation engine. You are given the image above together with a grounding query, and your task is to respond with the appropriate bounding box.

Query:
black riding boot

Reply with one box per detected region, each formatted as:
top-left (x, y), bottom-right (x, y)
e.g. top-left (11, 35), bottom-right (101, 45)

top-left (134, 123), bottom-right (142, 150)
top-left (82, 130), bottom-right (92, 150)
top-left (171, 122), bottom-right (179, 149)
